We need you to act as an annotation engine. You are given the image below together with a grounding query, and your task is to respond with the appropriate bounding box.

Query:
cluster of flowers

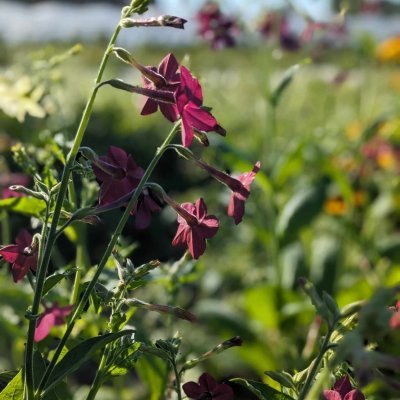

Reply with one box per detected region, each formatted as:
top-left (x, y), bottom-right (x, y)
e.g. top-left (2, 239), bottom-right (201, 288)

top-left (0, 52), bottom-right (259, 342)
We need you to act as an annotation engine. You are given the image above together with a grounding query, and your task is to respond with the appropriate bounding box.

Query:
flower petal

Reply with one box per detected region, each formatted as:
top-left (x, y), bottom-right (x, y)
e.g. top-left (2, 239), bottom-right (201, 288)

top-left (344, 390), bottom-right (365, 400)
top-left (141, 98), bottom-right (158, 116)
top-left (159, 53), bottom-right (179, 80)
top-left (183, 103), bottom-right (219, 133)
top-left (198, 372), bottom-right (218, 391)
top-left (15, 229), bottom-right (32, 247)
top-left (213, 383), bottom-right (234, 400)
top-left (323, 390), bottom-right (342, 400)
top-left (0, 244), bottom-right (20, 263)
top-left (182, 382), bottom-right (203, 398)
top-left (34, 312), bottom-right (56, 342)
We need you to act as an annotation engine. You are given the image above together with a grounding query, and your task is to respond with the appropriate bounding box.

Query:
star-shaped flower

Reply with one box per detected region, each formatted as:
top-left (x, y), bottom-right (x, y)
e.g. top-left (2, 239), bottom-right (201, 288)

top-left (34, 303), bottom-right (73, 342)
top-left (183, 372), bottom-right (234, 400)
top-left (141, 53), bottom-right (181, 122)
top-left (171, 198), bottom-right (219, 259)
top-left (0, 229), bottom-right (37, 282)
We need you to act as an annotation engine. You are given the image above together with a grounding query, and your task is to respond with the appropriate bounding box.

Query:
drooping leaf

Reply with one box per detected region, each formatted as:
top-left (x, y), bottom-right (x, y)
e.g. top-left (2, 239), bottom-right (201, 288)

top-left (231, 378), bottom-right (295, 400)
top-left (276, 184), bottom-right (326, 239)
top-left (0, 197), bottom-right (46, 217)
top-left (43, 330), bottom-right (135, 394)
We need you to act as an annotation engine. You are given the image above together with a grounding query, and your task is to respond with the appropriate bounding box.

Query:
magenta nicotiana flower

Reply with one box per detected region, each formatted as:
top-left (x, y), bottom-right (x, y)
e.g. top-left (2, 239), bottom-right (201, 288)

top-left (176, 66), bottom-right (225, 147)
top-left (0, 172), bottom-right (30, 199)
top-left (183, 372), bottom-right (234, 400)
top-left (140, 53), bottom-right (181, 122)
top-left (0, 229), bottom-right (38, 283)
top-left (166, 197), bottom-right (219, 259)
top-left (92, 146), bottom-right (160, 229)
top-left (34, 303), bottom-right (73, 342)
top-left (195, 159), bottom-right (260, 225)
top-left (323, 376), bottom-right (365, 400)
top-left (196, 2), bottom-right (239, 50)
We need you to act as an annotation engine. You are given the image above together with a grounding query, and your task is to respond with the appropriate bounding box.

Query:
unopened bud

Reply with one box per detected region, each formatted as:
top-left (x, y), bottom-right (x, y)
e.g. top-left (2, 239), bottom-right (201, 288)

top-left (79, 146), bottom-right (98, 162)
top-left (9, 185), bottom-right (48, 202)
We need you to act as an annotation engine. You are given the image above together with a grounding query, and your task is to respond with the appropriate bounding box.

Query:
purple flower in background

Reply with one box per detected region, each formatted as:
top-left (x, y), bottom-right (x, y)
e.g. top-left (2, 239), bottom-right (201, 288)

top-left (183, 372), bottom-right (234, 399)
top-left (196, 1), bottom-right (239, 50)
top-left (34, 303), bottom-right (73, 342)
top-left (0, 229), bottom-right (37, 283)
top-left (92, 146), bottom-right (160, 229)
top-left (279, 17), bottom-right (301, 52)
top-left (0, 172), bottom-right (30, 199)
top-left (176, 66), bottom-right (225, 147)
top-left (170, 198), bottom-right (219, 259)
top-left (323, 376), bottom-right (365, 400)
top-left (141, 53), bottom-right (181, 122)
top-left (92, 146), bottom-right (144, 206)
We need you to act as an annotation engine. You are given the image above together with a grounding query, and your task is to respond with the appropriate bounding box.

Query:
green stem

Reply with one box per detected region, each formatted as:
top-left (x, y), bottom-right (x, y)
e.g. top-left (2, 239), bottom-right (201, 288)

top-left (70, 223), bottom-right (90, 305)
top-left (172, 361), bottom-right (183, 400)
top-left (36, 122), bottom-right (180, 399)
top-left (24, 199), bottom-right (50, 400)
top-left (86, 349), bottom-right (109, 400)
top-left (25, 23), bottom-right (122, 400)
top-left (297, 326), bottom-right (334, 400)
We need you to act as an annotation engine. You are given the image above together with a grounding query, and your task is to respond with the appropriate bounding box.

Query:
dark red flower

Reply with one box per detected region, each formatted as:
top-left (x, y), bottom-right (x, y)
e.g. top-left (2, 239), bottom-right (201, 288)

top-left (196, 2), bottom-right (239, 50)
top-left (227, 162), bottom-right (260, 225)
top-left (131, 188), bottom-right (162, 230)
top-left (34, 303), bottom-right (73, 342)
top-left (170, 198), bottom-right (219, 259)
top-left (194, 159), bottom-right (260, 224)
top-left (176, 66), bottom-right (225, 147)
top-left (183, 372), bottom-right (234, 400)
top-left (92, 146), bottom-right (159, 229)
top-left (141, 53), bottom-right (181, 122)
top-left (258, 12), bottom-right (278, 39)
top-left (0, 229), bottom-right (37, 282)
top-left (323, 376), bottom-right (365, 400)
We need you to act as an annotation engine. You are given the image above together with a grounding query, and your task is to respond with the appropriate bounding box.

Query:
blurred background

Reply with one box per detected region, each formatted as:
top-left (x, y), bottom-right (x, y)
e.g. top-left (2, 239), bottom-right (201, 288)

top-left (0, 1), bottom-right (400, 399)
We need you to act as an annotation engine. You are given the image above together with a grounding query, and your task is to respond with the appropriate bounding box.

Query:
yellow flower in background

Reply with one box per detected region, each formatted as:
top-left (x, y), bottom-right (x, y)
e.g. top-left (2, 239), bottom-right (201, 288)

top-left (346, 120), bottom-right (363, 140)
top-left (376, 36), bottom-right (400, 62)
top-left (324, 197), bottom-right (347, 216)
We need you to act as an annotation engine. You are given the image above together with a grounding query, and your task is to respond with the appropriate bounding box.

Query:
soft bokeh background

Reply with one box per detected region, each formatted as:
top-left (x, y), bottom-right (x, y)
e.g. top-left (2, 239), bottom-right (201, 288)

top-left (0, 1), bottom-right (400, 399)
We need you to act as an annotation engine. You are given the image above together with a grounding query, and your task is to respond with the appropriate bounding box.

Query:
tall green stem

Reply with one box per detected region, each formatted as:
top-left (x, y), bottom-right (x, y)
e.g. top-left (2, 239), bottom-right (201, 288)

top-left (24, 23), bottom-right (122, 400)
top-left (298, 326), bottom-right (334, 400)
top-left (36, 122), bottom-right (180, 399)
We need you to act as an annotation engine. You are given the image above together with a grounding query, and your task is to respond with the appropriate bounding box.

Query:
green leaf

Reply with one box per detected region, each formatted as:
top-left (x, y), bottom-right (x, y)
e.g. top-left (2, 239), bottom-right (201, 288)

top-left (264, 371), bottom-right (296, 390)
top-left (136, 355), bottom-right (168, 400)
top-left (269, 62), bottom-right (307, 108)
top-left (0, 197), bottom-right (46, 217)
top-left (276, 184), bottom-right (326, 239)
top-left (0, 371), bottom-right (18, 391)
top-left (0, 370), bottom-right (23, 400)
top-left (231, 378), bottom-right (295, 400)
top-left (43, 330), bottom-right (135, 395)
top-left (109, 342), bottom-right (141, 377)
top-left (42, 270), bottom-right (76, 296)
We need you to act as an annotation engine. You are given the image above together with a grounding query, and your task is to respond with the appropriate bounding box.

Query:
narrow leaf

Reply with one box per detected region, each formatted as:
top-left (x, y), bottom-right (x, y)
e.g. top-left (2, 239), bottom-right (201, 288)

top-left (43, 330), bottom-right (135, 394)
top-left (0, 197), bottom-right (46, 217)
top-left (0, 370), bottom-right (23, 400)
